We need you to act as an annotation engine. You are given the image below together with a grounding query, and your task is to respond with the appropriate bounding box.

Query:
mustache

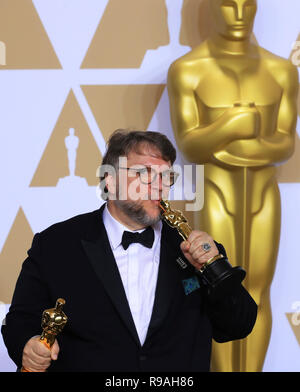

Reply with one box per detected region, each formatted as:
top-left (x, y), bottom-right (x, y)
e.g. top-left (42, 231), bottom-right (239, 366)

top-left (114, 200), bottom-right (161, 227)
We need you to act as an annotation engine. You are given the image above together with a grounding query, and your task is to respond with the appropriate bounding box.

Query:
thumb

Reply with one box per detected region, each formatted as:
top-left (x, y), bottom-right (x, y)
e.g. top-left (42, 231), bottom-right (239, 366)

top-left (51, 339), bottom-right (60, 361)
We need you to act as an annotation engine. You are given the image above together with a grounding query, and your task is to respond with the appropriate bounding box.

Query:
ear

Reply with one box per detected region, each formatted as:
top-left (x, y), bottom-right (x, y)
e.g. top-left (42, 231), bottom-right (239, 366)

top-left (105, 173), bottom-right (117, 197)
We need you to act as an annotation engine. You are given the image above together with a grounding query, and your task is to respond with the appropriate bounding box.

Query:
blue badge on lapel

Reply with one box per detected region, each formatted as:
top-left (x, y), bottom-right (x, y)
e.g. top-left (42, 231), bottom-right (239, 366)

top-left (182, 276), bottom-right (200, 295)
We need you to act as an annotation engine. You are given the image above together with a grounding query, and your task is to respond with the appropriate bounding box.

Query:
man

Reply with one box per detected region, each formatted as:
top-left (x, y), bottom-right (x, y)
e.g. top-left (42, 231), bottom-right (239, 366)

top-left (1, 129), bottom-right (257, 372)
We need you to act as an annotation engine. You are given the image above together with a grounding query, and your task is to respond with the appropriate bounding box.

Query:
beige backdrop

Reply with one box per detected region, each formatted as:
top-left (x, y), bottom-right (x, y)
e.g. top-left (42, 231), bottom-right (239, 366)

top-left (0, 0), bottom-right (299, 371)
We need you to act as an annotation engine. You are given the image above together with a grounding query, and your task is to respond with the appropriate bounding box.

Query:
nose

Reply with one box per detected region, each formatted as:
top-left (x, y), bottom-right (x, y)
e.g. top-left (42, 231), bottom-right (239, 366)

top-left (149, 172), bottom-right (163, 200)
top-left (151, 172), bottom-right (163, 190)
top-left (235, 2), bottom-right (245, 21)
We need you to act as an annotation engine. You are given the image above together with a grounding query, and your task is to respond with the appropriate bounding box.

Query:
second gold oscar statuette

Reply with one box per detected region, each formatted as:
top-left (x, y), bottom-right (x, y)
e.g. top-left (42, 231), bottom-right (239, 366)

top-left (21, 298), bottom-right (67, 372)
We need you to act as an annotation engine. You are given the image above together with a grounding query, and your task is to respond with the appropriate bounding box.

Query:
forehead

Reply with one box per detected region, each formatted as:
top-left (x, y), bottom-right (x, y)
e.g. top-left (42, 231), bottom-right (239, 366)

top-left (213, 0), bottom-right (256, 5)
top-left (126, 144), bottom-right (171, 167)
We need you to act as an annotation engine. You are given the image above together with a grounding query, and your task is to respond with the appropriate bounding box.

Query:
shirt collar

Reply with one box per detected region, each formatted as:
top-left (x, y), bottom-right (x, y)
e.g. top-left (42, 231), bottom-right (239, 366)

top-left (102, 203), bottom-right (162, 256)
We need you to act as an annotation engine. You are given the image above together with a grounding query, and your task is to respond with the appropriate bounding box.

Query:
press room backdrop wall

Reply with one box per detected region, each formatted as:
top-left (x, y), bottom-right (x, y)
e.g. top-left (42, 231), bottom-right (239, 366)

top-left (0, 0), bottom-right (299, 371)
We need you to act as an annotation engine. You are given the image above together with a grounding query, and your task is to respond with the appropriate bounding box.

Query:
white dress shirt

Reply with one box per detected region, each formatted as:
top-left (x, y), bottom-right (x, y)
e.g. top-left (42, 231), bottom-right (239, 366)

top-left (102, 204), bottom-right (162, 346)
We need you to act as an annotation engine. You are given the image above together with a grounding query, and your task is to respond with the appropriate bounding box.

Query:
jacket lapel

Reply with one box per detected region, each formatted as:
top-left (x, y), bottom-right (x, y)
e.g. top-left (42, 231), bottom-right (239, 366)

top-left (81, 205), bottom-right (140, 347)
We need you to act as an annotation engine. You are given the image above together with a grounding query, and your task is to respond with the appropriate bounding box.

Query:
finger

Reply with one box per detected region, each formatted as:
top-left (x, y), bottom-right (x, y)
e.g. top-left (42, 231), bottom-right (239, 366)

top-left (180, 241), bottom-right (190, 253)
top-left (23, 340), bottom-right (51, 364)
top-left (185, 241), bottom-right (217, 267)
top-left (27, 347), bottom-right (51, 366)
top-left (189, 246), bottom-right (205, 261)
top-left (189, 241), bottom-right (206, 257)
top-left (188, 234), bottom-right (214, 254)
top-left (51, 340), bottom-right (60, 361)
top-left (22, 360), bottom-right (47, 373)
top-left (188, 233), bottom-right (216, 255)
top-left (23, 354), bottom-right (51, 371)
top-left (180, 243), bottom-right (201, 268)
top-left (189, 238), bottom-right (211, 256)
top-left (33, 340), bottom-right (52, 358)
top-left (191, 246), bottom-right (219, 266)
top-left (187, 230), bottom-right (206, 244)
top-left (181, 240), bottom-right (207, 261)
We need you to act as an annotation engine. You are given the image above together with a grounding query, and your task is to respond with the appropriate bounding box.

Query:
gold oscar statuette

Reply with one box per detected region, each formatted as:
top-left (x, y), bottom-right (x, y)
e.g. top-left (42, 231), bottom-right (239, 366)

top-left (160, 200), bottom-right (245, 299)
top-left (167, 0), bottom-right (298, 371)
top-left (21, 298), bottom-right (68, 372)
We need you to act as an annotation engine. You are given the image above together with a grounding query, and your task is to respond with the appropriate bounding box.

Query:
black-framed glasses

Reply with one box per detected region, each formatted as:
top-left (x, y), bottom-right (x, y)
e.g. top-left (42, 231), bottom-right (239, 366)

top-left (119, 166), bottom-right (179, 186)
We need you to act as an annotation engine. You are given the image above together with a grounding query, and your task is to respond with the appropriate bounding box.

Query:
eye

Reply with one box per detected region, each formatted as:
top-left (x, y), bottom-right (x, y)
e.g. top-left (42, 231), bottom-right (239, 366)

top-left (222, 0), bottom-right (235, 7)
top-left (161, 170), bottom-right (173, 179)
top-left (134, 167), bottom-right (148, 176)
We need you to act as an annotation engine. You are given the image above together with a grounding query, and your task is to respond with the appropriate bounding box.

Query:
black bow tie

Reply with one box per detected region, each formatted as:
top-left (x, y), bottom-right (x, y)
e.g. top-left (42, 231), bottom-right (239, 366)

top-left (121, 226), bottom-right (154, 250)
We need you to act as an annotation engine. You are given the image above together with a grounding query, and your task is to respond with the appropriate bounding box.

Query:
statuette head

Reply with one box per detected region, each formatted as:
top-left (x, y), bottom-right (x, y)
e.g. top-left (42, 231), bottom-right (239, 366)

top-left (210, 0), bottom-right (257, 41)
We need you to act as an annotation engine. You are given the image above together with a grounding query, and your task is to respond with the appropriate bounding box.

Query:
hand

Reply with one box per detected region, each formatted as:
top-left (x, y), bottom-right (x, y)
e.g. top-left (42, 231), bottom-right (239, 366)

top-left (224, 104), bottom-right (260, 140)
top-left (22, 336), bottom-right (59, 372)
top-left (180, 230), bottom-right (219, 271)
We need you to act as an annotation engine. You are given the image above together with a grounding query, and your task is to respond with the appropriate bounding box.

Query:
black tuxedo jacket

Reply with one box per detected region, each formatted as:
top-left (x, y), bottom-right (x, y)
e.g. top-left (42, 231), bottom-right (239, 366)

top-left (1, 204), bottom-right (257, 372)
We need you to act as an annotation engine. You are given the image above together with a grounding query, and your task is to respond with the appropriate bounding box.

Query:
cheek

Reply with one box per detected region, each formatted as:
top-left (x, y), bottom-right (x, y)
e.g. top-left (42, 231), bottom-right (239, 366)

top-left (140, 184), bottom-right (151, 200)
top-left (126, 180), bottom-right (149, 200)
top-left (117, 179), bottom-right (128, 199)
top-left (142, 200), bottom-right (161, 216)
top-left (220, 7), bottom-right (236, 26)
top-left (246, 8), bottom-right (256, 26)
top-left (162, 187), bottom-right (170, 200)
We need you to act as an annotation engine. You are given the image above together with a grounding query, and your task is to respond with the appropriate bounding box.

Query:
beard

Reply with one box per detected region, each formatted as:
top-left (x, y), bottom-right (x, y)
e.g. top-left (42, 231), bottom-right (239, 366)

top-left (114, 199), bottom-right (161, 227)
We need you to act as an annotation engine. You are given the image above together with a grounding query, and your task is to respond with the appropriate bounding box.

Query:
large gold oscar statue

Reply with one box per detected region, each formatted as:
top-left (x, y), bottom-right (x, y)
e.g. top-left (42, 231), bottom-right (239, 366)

top-left (167, 0), bottom-right (298, 372)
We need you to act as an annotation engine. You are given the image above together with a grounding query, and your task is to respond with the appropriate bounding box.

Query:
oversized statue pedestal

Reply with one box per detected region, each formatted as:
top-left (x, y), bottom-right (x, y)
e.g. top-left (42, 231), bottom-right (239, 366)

top-left (167, 0), bottom-right (298, 371)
